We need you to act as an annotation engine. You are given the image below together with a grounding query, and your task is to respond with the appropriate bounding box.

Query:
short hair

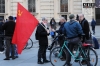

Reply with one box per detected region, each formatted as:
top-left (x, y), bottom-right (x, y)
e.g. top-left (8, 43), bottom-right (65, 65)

top-left (8, 16), bottom-right (13, 20)
top-left (69, 14), bottom-right (75, 19)
top-left (42, 17), bottom-right (47, 21)
top-left (60, 17), bottom-right (65, 20)
top-left (78, 14), bottom-right (84, 17)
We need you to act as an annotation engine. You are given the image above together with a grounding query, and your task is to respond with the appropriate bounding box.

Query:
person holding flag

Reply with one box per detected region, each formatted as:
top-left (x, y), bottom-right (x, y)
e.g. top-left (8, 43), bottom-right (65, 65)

top-left (36, 17), bottom-right (50, 64)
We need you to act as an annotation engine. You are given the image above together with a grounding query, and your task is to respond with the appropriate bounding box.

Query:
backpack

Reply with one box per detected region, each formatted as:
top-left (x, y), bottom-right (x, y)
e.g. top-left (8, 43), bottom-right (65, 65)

top-left (35, 24), bottom-right (40, 40)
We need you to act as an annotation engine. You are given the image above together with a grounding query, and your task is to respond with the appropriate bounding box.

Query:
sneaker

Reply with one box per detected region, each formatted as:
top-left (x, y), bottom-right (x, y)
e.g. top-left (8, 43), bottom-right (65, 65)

top-left (38, 61), bottom-right (44, 64)
top-left (4, 58), bottom-right (10, 60)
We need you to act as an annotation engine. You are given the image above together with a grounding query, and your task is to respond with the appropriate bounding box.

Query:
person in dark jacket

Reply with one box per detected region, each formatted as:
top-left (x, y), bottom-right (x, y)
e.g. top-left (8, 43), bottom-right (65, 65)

top-left (0, 18), bottom-right (4, 53)
top-left (50, 18), bottom-right (56, 38)
top-left (79, 14), bottom-right (90, 42)
top-left (91, 18), bottom-right (96, 35)
top-left (64, 14), bottom-right (83, 66)
top-left (37, 17), bottom-right (50, 64)
top-left (2, 16), bottom-right (16, 60)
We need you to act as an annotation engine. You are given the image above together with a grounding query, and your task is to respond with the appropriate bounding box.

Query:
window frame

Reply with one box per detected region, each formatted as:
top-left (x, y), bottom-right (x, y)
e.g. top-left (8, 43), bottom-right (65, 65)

top-left (60, 0), bottom-right (68, 12)
top-left (0, 0), bottom-right (5, 13)
top-left (28, 0), bottom-right (36, 13)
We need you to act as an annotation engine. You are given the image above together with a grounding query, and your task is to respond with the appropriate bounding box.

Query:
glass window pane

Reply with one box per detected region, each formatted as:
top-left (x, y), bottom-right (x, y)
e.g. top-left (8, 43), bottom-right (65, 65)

top-left (0, 0), bottom-right (5, 13)
top-left (28, 0), bottom-right (35, 12)
top-left (60, 0), bottom-right (68, 12)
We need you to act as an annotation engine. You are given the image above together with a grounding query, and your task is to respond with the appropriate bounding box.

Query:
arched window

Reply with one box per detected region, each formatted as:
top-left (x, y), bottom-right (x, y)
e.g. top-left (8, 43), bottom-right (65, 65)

top-left (28, 0), bottom-right (36, 12)
top-left (0, 0), bottom-right (5, 13)
top-left (60, 0), bottom-right (68, 12)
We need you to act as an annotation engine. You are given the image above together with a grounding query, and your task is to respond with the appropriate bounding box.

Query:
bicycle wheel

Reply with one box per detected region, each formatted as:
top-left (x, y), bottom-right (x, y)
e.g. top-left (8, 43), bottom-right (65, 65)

top-left (50, 47), bottom-right (67, 66)
top-left (24, 38), bottom-right (33, 49)
top-left (88, 48), bottom-right (98, 66)
top-left (79, 47), bottom-right (98, 66)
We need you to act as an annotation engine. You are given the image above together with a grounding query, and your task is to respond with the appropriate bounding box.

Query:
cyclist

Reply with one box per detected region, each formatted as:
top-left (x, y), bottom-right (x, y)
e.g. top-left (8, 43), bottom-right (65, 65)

top-left (64, 14), bottom-right (83, 66)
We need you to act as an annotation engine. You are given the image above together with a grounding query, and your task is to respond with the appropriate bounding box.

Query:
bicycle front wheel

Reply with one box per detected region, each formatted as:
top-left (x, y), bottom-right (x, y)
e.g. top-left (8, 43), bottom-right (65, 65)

top-left (50, 47), bottom-right (67, 66)
top-left (79, 47), bottom-right (98, 66)
top-left (24, 38), bottom-right (33, 49)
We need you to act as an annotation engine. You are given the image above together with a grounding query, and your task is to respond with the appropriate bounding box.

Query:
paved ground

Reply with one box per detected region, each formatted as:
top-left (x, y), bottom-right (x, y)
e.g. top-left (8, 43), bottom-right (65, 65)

top-left (0, 26), bottom-right (100, 66)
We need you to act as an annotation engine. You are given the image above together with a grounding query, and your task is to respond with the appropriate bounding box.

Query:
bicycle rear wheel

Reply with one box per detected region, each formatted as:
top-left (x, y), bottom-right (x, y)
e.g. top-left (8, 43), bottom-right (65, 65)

top-left (50, 47), bottom-right (67, 66)
top-left (24, 38), bottom-right (33, 49)
top-left (88, 48), bottom-right (98, 66)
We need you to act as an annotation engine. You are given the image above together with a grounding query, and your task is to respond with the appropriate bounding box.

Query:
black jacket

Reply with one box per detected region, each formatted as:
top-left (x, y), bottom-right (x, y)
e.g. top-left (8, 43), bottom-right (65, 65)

top-left (80, 18), bottom-right (90, 39)
top-left (2, 21), bottom-right (15, 37)
top-left (0, 22), bottom-right (4, 34)
top-left (37, 23), bottom-right (49, 46)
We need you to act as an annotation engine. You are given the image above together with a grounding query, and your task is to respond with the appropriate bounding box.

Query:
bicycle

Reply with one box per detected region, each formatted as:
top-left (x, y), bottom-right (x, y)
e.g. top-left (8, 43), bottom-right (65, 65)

top-left (24, 38), bottom-right (33, 49)
top-left (48, 34), bottom-right (61, 50)
top-left (50, 36), bottom-right (98, 66)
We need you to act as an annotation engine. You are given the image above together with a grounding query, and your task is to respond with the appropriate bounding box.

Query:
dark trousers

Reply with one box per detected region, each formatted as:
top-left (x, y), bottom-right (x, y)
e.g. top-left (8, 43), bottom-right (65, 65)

top-left (92, 26), bottom-right (95, 34)
top-left (38, 45), bottom-right (48, 62)
top-left (5, 37), bottom-right (15, 58)
top-left (58, 38), bottom-right (66, 58)
top-left (0, 37), bottom-right (4, 51)
top-left (66, 43), bottom-right (77, 64)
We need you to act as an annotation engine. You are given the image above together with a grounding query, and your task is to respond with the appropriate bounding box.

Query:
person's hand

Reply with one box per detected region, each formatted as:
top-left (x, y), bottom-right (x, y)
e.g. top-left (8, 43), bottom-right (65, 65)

top-left (51, 29), bottom-right (55, 32)
top-left (47, 30), bottom-right (50, 34)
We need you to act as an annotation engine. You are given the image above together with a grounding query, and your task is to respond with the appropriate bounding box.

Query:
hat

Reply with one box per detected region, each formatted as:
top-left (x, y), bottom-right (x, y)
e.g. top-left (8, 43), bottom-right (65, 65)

top-left (69, 14), bottom-right (75, 19)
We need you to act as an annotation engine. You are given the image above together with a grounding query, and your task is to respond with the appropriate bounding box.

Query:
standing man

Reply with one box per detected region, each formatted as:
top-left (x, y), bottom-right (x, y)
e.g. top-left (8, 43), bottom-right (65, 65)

top-left (64, 14), bottom-right (83, 66)
top-left (36, 17), bottom-right (50, 64)
top-left (79, 14), bottom-right (90, 42)
top-left (2, 16), bottom-right (16, 60)
top-left (91, 18), bottom-right (96, 35)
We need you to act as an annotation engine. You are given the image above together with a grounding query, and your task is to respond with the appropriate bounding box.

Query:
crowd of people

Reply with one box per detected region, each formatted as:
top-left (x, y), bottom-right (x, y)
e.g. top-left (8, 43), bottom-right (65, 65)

top-left (0, 14), bottom-right (96, 66)
top-left (36, 14), bottom-right (96, 66)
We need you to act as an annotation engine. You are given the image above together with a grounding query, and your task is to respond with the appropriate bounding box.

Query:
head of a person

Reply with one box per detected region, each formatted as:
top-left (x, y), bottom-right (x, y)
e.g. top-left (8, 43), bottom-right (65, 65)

top-left (69, 14), bottom-right (75, 20)
top-left (59, 17), bottom-right (66, 24)
top-left (42, 17), bottom-right (48, 25)
top-left (78, 14), bottom-right (84, 21)
top-left (8, 16), bottom-right (14, 21)
top-left (51, 18), bottom-right (55, 22)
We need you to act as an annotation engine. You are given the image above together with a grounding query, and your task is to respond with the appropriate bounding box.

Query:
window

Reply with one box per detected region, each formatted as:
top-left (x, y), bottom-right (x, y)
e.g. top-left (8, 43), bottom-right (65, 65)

top-left (0, 0), bottom-right (5, 13)
top-left (60, 0), bottom-right (68, 12)
top-left (28, 0), bottom-right (36, 12)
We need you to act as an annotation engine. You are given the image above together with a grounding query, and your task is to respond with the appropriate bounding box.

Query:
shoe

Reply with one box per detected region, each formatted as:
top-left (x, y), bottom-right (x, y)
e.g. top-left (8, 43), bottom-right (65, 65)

top-left (66, 63), bottom-right (72, 66)
top-left (15, 56), bottom-right (18, 58)
top-left (89, 63), bottom-right (93, 66)
top-left (43, 60), bottom-right (50, 63)
top-left (12, 57), bottom-right (16, 60)
top-left (48, 45), bottom-right (52, 50)
top-left (4, 58), bottom-right (10, 60)
top-left (9, 56), bottom-right (12, 58)
top-left (38, 61), bottom-right (44, 64)
top-left (81, 60), bottom-right (87, 65)
top-left (60, 57), bottom-right (66, 61)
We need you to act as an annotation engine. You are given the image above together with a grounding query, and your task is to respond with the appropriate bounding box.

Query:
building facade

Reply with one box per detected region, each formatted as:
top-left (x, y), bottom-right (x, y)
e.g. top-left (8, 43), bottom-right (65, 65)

top-left (0, 0), bottom-right (97, 23)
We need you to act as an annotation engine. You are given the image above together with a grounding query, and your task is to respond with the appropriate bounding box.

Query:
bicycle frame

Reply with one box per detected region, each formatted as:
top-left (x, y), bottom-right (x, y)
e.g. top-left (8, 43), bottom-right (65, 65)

top-left (58, 40), bottom-right (88, 61)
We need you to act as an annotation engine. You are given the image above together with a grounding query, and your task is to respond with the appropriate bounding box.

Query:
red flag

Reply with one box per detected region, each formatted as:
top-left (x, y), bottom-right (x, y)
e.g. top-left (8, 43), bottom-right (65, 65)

top-left (12, 3), bottom-right (38, 54)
